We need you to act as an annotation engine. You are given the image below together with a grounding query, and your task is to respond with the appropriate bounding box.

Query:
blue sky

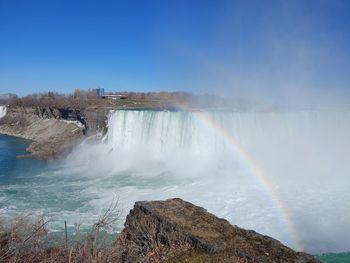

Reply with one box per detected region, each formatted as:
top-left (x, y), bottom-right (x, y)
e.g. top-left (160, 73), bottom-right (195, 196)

top-left (0, 0), bottom-right (350, 104)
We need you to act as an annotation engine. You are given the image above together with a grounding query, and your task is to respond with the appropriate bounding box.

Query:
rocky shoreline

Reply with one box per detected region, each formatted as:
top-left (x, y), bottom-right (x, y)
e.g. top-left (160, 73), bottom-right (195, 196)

top-left (0, 106), bottom-right (87, 160)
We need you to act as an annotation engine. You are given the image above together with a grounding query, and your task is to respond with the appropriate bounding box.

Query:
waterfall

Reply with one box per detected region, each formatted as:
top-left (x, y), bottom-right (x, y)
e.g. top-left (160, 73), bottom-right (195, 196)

top-left (105, 110), bottom-right (296, 155)
top-left (0, 106), bottom-right (7, 119)
top-left (64, 109), bottom-right (350, 253)
top-left (106, 110), bottom-right (231, 155)
top-left (104, 110), bottom-right (350, 183)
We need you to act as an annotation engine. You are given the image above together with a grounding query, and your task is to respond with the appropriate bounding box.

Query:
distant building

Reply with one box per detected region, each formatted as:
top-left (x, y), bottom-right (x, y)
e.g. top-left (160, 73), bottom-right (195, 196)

top-left (102, 94), bottom-right (128, 100)
top-left (94, 88), bottom-right (105, 97)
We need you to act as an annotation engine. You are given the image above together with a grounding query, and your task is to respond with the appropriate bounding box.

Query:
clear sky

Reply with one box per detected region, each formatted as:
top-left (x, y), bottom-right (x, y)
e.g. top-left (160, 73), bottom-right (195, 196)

top-left (0, 0), bottom-right (350, 104)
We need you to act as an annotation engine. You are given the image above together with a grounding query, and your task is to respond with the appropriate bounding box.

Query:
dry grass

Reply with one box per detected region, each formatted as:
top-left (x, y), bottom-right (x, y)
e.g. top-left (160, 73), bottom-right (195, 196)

top-left (115, 206), bottom-right (192, 263)
top-left (0, 199), bottom-right (124, 263)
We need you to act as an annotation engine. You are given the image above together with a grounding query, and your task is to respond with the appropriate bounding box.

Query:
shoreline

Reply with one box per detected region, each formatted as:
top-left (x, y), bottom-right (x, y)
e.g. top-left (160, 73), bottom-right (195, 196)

top-left (0, 106), bottom-right (86, 160)
top-left (0, 133), bottom-right (36, 159)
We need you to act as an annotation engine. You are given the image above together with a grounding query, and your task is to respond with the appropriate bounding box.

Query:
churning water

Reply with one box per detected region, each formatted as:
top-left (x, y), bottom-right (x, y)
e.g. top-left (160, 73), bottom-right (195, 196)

top-left (1, 110), bottom-right (350, 255)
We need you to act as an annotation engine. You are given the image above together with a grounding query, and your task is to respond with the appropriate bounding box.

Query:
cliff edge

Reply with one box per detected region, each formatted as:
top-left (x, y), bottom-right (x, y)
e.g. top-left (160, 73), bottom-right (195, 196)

top-left (115, 198), bottom-right (319, 263)
top-left (0, 106), bottom-right (85, 160)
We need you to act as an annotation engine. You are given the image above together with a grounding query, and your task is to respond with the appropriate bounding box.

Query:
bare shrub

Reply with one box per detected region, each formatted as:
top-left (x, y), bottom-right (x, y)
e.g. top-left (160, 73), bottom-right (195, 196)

top-left (116, 210), bottom-right (191, 263)
top-left (0, 198), bottom-right (122, 263)
top-left (0, 214), bottom-right (49, 262)
top-left (7, 90), bottom-right (234, 111)
top-left (7, 91), bottom-right (94, 111)
top-left (67, 197), bottom-right (122, 263)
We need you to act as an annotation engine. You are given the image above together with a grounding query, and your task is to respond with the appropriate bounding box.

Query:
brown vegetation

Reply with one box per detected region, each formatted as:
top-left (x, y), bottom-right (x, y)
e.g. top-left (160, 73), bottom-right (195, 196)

top-left (7, 90), bottom-right (240, 111)
top-left (0, 199), bottom-right (122, 263)
top-left (7, 90), bottom-right (95, 111)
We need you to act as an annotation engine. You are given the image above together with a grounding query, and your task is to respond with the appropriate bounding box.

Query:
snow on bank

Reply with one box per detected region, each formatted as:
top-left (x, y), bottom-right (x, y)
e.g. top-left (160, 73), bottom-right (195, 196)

top-left (60, 119), bottom-right (85, 129)
top-left (0, 106), bottom-right (7, 119)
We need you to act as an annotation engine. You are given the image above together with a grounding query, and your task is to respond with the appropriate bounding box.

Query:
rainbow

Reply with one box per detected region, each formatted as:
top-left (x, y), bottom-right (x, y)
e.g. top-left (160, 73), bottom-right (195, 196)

top-left (170, 100), bottom-right (303, 251)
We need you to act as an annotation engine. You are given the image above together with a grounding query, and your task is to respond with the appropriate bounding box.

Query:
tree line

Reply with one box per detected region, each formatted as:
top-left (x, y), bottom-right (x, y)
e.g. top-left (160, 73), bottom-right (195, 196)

top-left (6, 89), bottom-right (233, 110)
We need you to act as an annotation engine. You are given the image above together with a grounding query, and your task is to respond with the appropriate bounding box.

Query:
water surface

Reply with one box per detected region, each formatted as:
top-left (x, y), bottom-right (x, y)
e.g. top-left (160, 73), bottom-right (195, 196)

top-left (1, 110), bottom-right (350, 259)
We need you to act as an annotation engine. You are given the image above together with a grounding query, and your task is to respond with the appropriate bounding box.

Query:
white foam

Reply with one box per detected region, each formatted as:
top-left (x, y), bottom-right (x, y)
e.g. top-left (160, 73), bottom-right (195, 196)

top-left (3, 109), bottom-right (350, 254)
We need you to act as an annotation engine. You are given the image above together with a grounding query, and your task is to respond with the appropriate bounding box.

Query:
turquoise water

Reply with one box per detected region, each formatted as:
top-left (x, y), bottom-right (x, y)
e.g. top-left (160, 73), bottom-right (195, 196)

top-left (317, 253), bottom-right (350, 263)
top-left (0, 135), bottom-right (46, 180)
top-left (0, 135), bottom-right (98, 230)
top-left (0, 134), bottom-right (121, 246)
top-left (0, 134), bottom-right (177, 232)
top-left (1, 134), bottom-right (349, 261)
top-left (1, 108), bottom-right (350, 262)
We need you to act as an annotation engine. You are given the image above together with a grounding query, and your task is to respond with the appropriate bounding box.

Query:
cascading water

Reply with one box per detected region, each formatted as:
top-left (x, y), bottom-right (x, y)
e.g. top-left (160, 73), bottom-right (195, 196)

top-left (0, 106), bottom-right (7, 119)
top-left (1, 109), bottom-right (350, 254)
top-left (65, 109), bottom-right (350, 253)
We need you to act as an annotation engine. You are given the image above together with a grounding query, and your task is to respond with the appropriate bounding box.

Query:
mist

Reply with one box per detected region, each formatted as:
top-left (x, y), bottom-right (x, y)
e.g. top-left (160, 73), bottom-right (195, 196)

top-left (1, 0), bottom-right (349, 256)
top-left (58, 109), bottom-right (350, 254)
top-left (152, 0), bottom-right (350, 110)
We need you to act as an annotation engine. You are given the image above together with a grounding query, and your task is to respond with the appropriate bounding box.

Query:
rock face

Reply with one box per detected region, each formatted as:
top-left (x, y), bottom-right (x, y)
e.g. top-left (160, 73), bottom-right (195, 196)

top-left (82, 107), bottom-right (110, 134)
top-left (0, 106), bottom-right (85, 160)
top-left (116, 198), bottom-right (319, 263)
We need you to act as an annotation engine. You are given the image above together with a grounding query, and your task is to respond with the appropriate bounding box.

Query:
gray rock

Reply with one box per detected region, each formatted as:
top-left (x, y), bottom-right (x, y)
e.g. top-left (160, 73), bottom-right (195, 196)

top-left (115, 198), bottom-right (320, 263)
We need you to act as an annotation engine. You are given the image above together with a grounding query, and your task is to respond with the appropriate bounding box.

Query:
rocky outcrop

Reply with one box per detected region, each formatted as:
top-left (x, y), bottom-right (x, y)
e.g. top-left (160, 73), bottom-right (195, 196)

top-left (82, 107), bottom-right (110, 134)
top-left (34, 107), bottom-right (86, 127)
top-left (116, 198), bottom-right (319, 263)
top-left (0, 106), bottom-right (85, 160)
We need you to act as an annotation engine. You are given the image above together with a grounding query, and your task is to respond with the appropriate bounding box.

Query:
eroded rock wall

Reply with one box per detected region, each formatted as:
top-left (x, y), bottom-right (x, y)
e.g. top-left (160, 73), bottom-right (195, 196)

top-left (0, 106), bottom-right (85, 160)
